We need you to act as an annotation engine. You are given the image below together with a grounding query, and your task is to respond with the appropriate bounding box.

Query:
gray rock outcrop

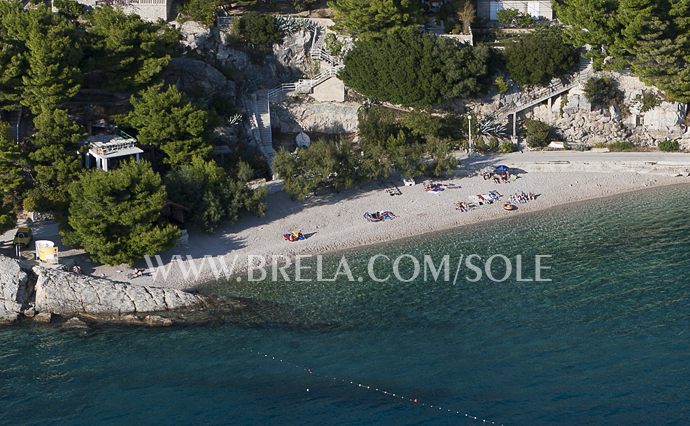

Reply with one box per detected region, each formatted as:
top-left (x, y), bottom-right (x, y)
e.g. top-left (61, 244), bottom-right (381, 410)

top-left (33, 267), bottom-right (209, 317)
top-left (274, 100), bottom-right (360, 134)
top-left (165, 58), bottom-right (236, 107)
top-left (0, 256), bottom-right (29, 324)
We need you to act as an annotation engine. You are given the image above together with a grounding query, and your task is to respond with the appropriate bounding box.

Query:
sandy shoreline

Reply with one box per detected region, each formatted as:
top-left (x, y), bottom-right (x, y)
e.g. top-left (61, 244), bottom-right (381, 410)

top-left (6, 152), bottom-right (690, 290)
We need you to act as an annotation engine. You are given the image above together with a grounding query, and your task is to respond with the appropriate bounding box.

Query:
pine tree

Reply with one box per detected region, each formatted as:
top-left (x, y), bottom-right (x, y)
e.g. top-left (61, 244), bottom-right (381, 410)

top-left (62, 160), bottom-right (180, 265)
top-left (165, 157), bottom-right (266, 232)
top-left (123, 84), bottom-right (212, 166)
top-left (0, 0), bottom-right (27, 111)
top-left (0, 122), bottom-right (23, 197)
top-left (28, 109), bottom-right (85, 211)
top-left (20, 5), bottom-right (82, 114)
top-left (554, 0), bottom-right (622, 68)
top-left (329, 0), bottom-right (421, 34)
top-left (84, 7), bottom-right (178, 92)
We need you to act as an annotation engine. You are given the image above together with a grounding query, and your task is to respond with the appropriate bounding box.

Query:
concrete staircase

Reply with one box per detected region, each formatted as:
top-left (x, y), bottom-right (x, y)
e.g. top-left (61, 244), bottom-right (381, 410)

top-left (496, 59), bottom-right (593, 119)
top-left (254, 91), bottom-right (274, 167)
top-left (244, 20), bottom-right (344, 172)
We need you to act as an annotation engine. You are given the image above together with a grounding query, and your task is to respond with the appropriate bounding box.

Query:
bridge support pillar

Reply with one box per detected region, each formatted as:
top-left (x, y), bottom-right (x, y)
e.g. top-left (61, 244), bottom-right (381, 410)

top-left (512, 113), bottom-right (517, 138)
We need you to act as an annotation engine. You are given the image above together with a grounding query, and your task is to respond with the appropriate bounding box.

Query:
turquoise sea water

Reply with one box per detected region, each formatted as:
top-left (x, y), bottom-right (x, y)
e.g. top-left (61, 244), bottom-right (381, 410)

top-left (2, 184), bottom-right (690, 425)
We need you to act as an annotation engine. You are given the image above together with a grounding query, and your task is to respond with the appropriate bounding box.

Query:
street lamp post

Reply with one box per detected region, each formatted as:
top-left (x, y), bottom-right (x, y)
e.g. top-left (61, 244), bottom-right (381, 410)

top-left (467, 114), bottom-right (474, 155)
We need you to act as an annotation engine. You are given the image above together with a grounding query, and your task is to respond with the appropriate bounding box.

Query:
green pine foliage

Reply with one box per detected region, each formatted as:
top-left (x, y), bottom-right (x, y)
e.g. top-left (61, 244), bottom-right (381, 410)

top-left (0, 122), bottom-right (24, 200)
top-left (62, 160), bottom-right (180, 265)
top-left (83, 6), bottom-right (179, 92)
top-left (329, 0), bottom-right (420, 34)
top-left (556, 0), bottom-right (690, 102)
top-left (0, 1), bottom-right (27, 111)
top-left (357, 106), bottom-right (459, 179)
top-left (273, 139), bottom-right (360, 200)
top-left (505, 27), bottom-right (578, 86)
top-left (123, 84), bottom-right (212, 167)
top-left (178, 0), bottom-right (223, 27)
top-left (28, 109), bottom-right (85, 211)
top-left (18, 5), bottom-right (83, 114)
top-left (165, 157), bottom-right (267, 232)
top-left (340, 29), bottom-right (491, 107)
top-left (236, 12), bottom-right (284, 53)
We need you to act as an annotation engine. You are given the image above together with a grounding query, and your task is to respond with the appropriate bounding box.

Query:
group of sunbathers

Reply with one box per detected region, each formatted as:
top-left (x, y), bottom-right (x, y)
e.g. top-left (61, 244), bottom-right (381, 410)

top-left (456, 190), bottom-right (503, 212)
top-left (483, 171), bottom-right (512, 184)
top-left (509, 192), bottom-right (536, 204)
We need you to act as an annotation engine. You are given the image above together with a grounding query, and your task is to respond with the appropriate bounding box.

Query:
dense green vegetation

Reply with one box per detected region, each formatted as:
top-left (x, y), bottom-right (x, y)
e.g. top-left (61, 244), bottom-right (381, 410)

top-left (62, 161), bottom-right (180, 265)
top-left (26, 109), bottom-right (86, 211)
top-left (505, 27), bottom-right (577, 86)
top-left (178, 0), bottom-right (223, 27)
top-left (165, 157), bottom-right (267, 232)
top-left (658, 139), bottom-right (680, 152)
top-left (235, 12), bottom-right (284, 53)
top-left (340, 29), bottom-right (491, 107)
top-left (524, 119), bottom-right (552, 148)
top-left (556, 0), bottom-right (690, 102)
top-left (329, 0), bottom-right (421, 35)
top-left (273, 139), bottom-right (360, 200)
top-left (123, 84), bottom-right (212, 167)
top-left (274, 107), bottom-right (462, 199)
top-left (0, 2), bottom-right (266, 264)
top-left (584, 76), bottom-right (624, 112)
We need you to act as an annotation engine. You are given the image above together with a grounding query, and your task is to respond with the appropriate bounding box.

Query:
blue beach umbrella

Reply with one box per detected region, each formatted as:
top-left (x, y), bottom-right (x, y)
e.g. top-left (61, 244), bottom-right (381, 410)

top-left (495, 165), bottom-right (509, 172)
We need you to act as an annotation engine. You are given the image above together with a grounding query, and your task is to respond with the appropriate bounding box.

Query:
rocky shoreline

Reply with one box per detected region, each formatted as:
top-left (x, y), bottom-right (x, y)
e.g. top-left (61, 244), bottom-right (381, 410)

top-left (0, 255), bottom-right (232, 328)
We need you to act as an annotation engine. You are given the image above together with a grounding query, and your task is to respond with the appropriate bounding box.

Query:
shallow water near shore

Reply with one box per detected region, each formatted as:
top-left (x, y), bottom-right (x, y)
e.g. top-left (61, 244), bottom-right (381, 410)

top-left (2, 184), bottom-right (690, 425)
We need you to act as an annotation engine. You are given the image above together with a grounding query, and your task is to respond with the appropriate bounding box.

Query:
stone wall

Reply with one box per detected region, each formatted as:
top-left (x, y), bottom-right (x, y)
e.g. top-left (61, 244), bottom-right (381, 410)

top-left (526, 71), bottom-right (688, 147)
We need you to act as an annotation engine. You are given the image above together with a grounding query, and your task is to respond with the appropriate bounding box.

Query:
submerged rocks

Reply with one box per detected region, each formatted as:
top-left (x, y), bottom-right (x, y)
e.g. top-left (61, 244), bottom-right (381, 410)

top-left (33, 267), bottom-right (210, 318)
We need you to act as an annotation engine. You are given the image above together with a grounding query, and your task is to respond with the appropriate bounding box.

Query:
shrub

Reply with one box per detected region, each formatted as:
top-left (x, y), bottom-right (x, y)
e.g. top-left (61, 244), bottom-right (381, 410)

top-left (658, 139), bottom-right (680, 152)
top-left (524, 119), bottom-right (551, 148)
top-left (635, 90), bottom-right (661, 113)
top-left (505, 27), bottom-right (577, 86)
top-left (499, 141), bottom-right (515, 153)
top-left (584, 77), bottom-right (624, 111)
top-left (607, 141), bottom-right (635, 151)
top-left (324, 33), bottom-right (343, 56)
top-left (236, 12), bottom-right (284, 53)
top-left (496, 8), bottom-right (520, 26)
top-left (495, 76), bottom-right (509, 94)
top-left (178, 0), bottom-right (222, 26)
top-left (515, 13), bottom-right (535, 28)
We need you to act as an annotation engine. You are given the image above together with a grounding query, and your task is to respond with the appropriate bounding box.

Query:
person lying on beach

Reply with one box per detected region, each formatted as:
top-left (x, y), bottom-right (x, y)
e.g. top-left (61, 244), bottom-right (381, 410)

top-left (493, 176), bottom-right (501, 184)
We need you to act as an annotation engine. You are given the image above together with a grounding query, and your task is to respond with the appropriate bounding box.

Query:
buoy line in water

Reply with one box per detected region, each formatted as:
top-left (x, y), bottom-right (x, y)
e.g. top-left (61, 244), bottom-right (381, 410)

top-left (241, 347), bottom-right (503, 425)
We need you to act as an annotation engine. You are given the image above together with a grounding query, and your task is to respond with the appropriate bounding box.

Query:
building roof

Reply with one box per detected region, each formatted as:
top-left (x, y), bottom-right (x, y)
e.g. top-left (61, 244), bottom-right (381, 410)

top-left (86, 134), bottom-right (143, 159)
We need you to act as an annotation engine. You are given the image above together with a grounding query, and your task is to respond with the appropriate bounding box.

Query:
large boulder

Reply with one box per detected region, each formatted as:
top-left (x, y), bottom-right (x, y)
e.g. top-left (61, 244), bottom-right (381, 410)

top-left (175, 21), bottom-right (212, 51)
top-left (165, 58), bottom-right (236, 107)
top-left (274, 100), bottom-right (360, 134)
top-left (33, 267), bottom-right (209, 317)
top-left (0, 256), bottom-right (29, 324)
top-left (642, 102), bottom-right (688, 139)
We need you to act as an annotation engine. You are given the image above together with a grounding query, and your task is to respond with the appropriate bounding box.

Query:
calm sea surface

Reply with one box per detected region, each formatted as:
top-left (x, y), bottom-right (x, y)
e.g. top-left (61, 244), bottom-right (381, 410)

top-left (2, 184), bottom-right (689, 425)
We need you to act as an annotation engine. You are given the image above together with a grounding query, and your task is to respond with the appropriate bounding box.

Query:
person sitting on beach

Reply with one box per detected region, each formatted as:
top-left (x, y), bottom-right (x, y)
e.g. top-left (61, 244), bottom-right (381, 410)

top-left (493, 175), bottom-right (501, 184)
top-left (483, 173), bottom-right (491, 180)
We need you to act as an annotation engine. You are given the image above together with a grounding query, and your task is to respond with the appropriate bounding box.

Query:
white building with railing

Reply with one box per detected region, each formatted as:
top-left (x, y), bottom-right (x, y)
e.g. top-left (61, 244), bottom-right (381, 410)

top-left (84, 134), bottom-right (143, 171)
top-left (54, 0), bottom-right (172, 22)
